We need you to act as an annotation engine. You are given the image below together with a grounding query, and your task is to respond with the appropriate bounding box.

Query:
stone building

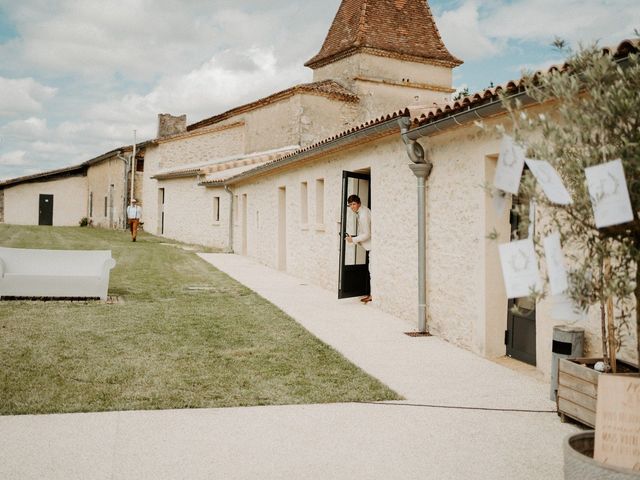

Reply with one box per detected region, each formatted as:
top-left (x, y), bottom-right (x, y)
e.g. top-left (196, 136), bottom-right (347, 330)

top-left (141, 2), bottom-right (638, 377)
top-left (1, 0), bottom-right (636, 379)
top-left (0, 144), bottom-right (146, 228)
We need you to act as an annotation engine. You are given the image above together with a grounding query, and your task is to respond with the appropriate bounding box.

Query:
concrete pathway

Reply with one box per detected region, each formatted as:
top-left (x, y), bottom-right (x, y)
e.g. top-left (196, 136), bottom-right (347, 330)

top-left (0, 253), bottom-right (579, 480)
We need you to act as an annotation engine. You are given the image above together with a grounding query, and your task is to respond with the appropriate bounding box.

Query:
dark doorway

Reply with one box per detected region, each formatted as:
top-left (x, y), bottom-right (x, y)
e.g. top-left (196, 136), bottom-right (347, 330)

top-left (505, 192), bottom-right (537, 365)
top-left (158, 188), bottom-right (165, 235)
top-left (38, 194), bottom-right (53, 226)
top-left (338, 171), bottom-right (370, 299)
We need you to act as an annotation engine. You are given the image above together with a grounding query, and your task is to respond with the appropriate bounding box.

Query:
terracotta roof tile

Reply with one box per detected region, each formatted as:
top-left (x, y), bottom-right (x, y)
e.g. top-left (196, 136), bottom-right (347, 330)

top-left (305, 0), bottom-right (461, 69)
top-left (411, 38), bottom-right (640, 127)
top-left (218, 39), bottom-right (639, 184)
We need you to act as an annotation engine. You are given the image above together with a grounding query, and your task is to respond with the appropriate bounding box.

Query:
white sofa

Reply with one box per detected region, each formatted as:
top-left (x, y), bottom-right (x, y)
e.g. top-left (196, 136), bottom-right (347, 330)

top-left (0, 247), bottom-right (116, 300)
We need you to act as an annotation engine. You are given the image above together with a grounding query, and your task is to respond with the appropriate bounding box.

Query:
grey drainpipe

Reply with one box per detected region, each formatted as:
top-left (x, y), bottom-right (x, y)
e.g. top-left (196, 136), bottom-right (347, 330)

top-left (399, 117), bottom-right (431, 333)
top-left (224, 185), bottom-right (234, 253)
top-left (399, 89), bottom-right (534, 333)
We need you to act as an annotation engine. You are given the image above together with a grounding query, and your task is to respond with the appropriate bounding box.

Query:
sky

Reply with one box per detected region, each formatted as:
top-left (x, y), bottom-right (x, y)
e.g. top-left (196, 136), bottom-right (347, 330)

top-left (0, 0), bottom-right (638, 180)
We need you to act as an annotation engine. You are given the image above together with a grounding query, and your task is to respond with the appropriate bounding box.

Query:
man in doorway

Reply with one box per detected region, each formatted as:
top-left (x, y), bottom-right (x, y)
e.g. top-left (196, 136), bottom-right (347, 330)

top-left (126, 198), bottom-right (142, 242)
top-left (345, 194), bottom-right (372, 303)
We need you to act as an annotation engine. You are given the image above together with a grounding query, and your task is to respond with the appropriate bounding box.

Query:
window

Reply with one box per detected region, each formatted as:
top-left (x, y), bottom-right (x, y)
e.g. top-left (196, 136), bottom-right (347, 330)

top-left (89, 192), bottom-right (93, 217)
top-left (104, 196), bottom-right (108, 217)
top-left (136, 158), bottom-right (144, 172)
top-left (315, 178), bottom-right (325, 225)
top-left (213, 196), bottom-right (220, 222)
top-left (300, 181), bottom-right (308, 224)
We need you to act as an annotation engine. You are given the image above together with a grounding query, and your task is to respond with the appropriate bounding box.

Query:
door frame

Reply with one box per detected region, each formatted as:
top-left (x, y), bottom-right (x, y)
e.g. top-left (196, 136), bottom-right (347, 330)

top-left (505, 191), bottom-right (537, 365)
top-left (38, 194), bottom-right (54, 226)
top-left (338, 170), bottom-right (371, 299)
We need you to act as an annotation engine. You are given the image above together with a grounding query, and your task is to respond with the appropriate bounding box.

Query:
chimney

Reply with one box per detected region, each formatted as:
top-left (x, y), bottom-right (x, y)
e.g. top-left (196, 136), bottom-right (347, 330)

top-left (157, 114), bottom-right (187, 138)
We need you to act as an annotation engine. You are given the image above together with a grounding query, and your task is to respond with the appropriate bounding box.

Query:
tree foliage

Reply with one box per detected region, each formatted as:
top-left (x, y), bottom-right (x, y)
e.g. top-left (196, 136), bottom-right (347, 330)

top-left (502, 43), bottom-right (640, 371)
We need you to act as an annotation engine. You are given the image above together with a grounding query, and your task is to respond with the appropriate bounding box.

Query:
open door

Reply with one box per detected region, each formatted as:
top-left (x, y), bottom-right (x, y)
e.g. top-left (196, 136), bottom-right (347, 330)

top-left (338, 171), bottom-right (370, 298)
top-left (505, 191), bottom-right (537, 365)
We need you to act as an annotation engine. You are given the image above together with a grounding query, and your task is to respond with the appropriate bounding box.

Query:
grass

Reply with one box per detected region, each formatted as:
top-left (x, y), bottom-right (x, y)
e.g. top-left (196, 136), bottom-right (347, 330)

top-left (0, 225), bottom-right (400, 415)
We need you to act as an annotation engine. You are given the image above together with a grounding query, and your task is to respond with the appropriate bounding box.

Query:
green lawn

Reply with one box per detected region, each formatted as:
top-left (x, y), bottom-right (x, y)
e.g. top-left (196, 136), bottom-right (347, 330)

top-left (0, 225), bottom-right (400, 415)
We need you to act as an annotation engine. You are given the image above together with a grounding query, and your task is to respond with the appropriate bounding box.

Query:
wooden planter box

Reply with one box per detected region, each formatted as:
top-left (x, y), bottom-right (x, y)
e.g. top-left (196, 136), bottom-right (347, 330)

top-left (557, 357), bottom-right (639, 428)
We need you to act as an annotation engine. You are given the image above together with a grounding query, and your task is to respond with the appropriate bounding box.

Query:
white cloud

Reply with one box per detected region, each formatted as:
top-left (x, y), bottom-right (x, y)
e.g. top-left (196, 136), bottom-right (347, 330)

top-left (87, 47), bottom-right (309, 129)
top-left (0, 77), bottom-right (57, 115)
top-left (436, 0), bottom-right (640, 62)
top-left (1, 0), bottom-right (332, 81)
top-left (0, 0), bottom-right (636, 181)
top-left (1, 117), bottom-right (48, 138)
top-left (437, 1), bottom-right (503, 61)
top-left (0, 150), bottom-right (28, 166)
top-left (482, 0), bottom-right (640, 46)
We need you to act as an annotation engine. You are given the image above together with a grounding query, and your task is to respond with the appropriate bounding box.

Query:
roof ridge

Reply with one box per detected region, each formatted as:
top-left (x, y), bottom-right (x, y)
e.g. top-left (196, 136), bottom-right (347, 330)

top-left (305, 0), bottom-right (462, 69)
top-left (355, 0), bottom-right (369, 46)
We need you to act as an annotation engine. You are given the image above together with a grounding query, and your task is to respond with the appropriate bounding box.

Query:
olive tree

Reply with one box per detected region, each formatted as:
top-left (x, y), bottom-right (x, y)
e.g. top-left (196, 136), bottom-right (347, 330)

top-left (502, 42), bottom-right (639, 372)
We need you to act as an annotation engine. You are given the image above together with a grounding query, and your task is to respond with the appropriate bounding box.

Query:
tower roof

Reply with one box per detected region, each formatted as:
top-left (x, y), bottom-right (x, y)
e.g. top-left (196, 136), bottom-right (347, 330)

top-left (305, 0), bottom-right (462, 69)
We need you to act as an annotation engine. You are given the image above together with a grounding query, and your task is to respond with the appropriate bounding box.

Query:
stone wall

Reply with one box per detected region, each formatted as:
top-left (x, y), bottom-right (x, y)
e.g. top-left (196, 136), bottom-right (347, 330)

top-left (313, 52), bottom-right (454, 120)
top-left (231, 134), bottom-right (420, 328)
top-left (155, 176), bottom-right (230, 249)
top-left (86, 156), bottom-right (128, 229)
top-left (242, 96), bottom-right (304, 153)
top-left (156, 123), bottom-right (245, 171)
top-left (157, 114), bottom-right (187, 138)
top-left (299, 94), bottom-right (360, 146)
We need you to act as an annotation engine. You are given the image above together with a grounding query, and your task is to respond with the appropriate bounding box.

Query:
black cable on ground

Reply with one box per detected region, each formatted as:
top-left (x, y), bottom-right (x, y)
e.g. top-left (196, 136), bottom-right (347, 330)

top-left (360, 401), bottom-right (556, 413)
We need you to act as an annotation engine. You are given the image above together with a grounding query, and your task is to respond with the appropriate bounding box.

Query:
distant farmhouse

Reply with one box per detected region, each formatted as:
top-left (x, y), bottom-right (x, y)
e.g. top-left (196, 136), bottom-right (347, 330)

top-left (1, 0), bottom-right (637, 379)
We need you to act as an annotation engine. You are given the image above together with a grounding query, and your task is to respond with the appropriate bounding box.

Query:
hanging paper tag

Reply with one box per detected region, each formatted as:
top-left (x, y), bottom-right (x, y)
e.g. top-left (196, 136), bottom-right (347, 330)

top-left (494, 135), bottom-right (526, 194)
top-left (585, 159), bottom-right (634, 228)
top-left (498, 238), bottom-right (542, 299)
top-left (543, 232), bottom-right (568, 295)
top-left (524, 158), bottom-right (572, 205)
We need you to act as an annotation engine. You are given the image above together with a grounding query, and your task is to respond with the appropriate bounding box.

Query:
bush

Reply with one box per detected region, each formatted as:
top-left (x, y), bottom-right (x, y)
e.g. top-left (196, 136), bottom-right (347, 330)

top-left (79, 217), bottom-right (89, 227)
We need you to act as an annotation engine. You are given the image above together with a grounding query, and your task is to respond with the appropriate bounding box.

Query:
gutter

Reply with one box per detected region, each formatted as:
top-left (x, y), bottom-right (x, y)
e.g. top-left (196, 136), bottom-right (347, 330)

top-left (403, 90), bottom-right (534, 142)
top-left (397, 51), bottom-right (634, 334)
top-left (209, 115), bottom-right (404, 187)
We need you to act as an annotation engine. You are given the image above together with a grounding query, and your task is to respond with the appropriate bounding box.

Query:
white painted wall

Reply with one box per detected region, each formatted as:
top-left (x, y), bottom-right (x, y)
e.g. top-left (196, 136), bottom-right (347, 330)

top-left (155, 176), bottom-right (230, 249)
top-left (3, 175), bottom-right (87, 226)
top-left (230, 134), bottom-right (420, 329)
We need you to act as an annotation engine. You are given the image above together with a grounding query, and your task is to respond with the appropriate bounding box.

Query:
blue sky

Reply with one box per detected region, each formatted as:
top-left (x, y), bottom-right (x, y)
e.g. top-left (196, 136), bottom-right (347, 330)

top-left (0, 0), bottom-right (638, 180)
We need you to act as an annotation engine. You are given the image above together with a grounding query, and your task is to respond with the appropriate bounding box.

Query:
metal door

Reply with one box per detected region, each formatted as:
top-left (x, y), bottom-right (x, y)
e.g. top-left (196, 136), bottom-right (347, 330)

top-left (38, 194), bottom-right (53, 225)
top-left (505, 192), bottom-right (537, 365)
top-left (338, 171), bottom-right (370, 298)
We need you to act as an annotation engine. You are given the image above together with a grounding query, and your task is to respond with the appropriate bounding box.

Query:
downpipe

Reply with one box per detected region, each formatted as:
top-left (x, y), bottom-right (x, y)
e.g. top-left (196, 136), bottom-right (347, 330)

top-left (224, 185), bottom-right (234, 253)
top-left (399, 117), bottom-right (432, 333)
top-left (116, 152), bottom-right (130, 229)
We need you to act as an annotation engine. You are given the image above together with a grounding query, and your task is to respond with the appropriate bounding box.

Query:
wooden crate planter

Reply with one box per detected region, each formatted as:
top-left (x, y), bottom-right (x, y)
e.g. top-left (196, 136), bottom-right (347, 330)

top-left (557, 357), bottom-right (639, 428)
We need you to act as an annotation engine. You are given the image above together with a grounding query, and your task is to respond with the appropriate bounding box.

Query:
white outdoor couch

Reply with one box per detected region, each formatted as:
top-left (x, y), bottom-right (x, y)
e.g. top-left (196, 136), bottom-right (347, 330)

top-left (0, 247), bottom-right (116, 300)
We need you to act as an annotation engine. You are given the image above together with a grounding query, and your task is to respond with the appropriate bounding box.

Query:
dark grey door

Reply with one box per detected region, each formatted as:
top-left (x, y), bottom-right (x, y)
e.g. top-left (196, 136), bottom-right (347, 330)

top-left (38, 194), bottom-right (53, 226)
top-left (338, 171), bottom-right (370, 299)
top-left (505, 193), bottom-right (536, 365)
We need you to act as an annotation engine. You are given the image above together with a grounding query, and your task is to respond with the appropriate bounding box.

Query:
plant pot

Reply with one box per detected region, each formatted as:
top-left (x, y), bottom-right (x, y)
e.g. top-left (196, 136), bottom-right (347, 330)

top-left (557, 357), bottom-right (639, 428)
top-left (564, 431), bottom-right (640, 479)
